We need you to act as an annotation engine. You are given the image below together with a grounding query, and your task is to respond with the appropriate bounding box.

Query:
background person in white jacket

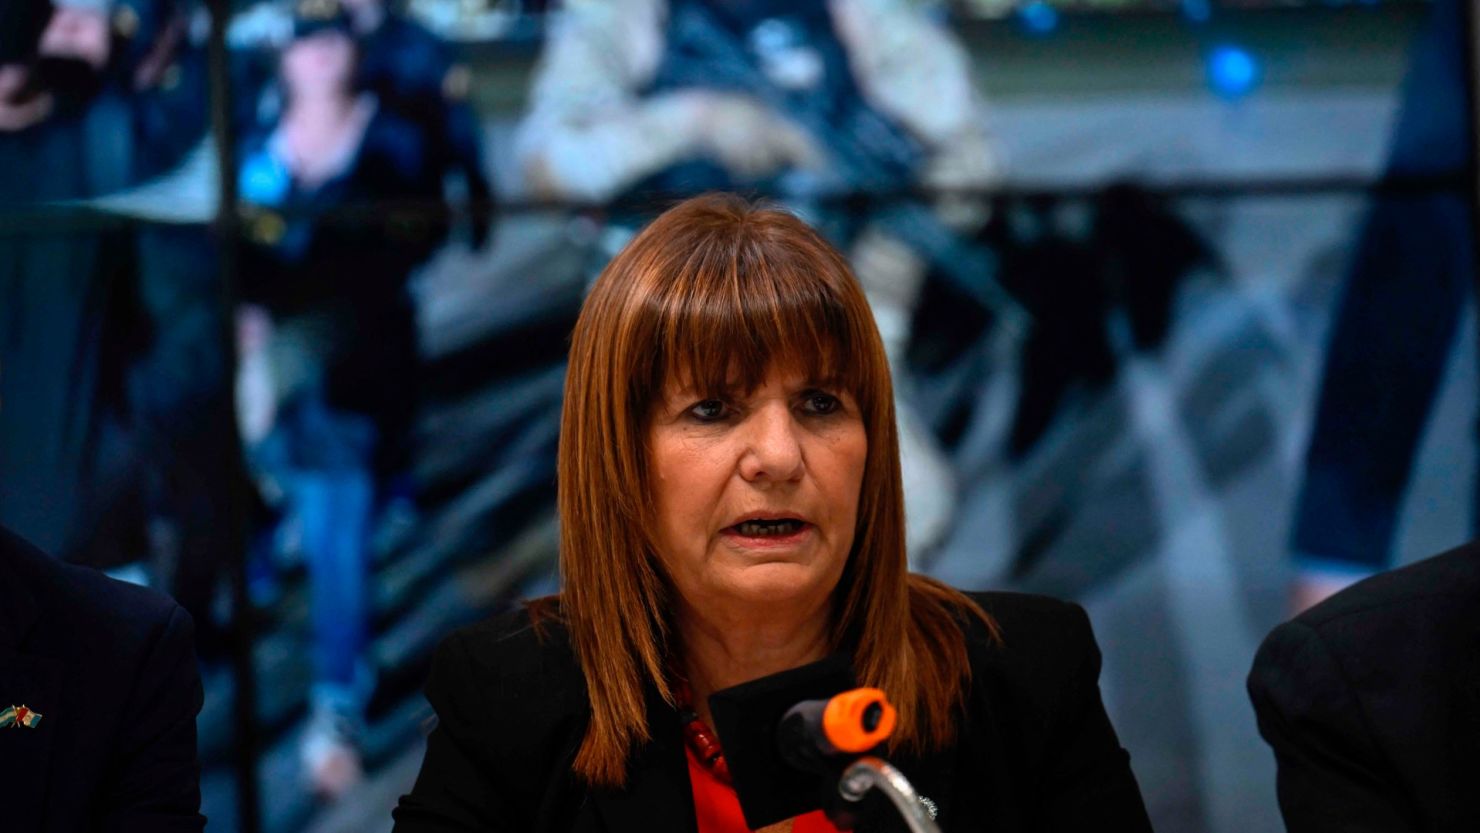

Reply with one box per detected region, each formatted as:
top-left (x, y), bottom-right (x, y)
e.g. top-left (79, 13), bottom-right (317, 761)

top-left (514, 0), bottom-right (1003, 562)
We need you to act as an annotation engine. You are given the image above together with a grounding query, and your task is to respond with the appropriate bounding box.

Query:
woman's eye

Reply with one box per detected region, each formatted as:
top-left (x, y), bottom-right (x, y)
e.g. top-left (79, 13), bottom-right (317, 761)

top-left (802, 392), bottom-right (842, 415)
top-left (687, 399), bottom-right (729, 422)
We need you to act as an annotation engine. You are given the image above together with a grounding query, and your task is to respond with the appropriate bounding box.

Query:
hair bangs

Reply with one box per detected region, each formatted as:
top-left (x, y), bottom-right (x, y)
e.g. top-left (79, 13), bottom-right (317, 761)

top-left (640, 227), bottom-right (872, 409)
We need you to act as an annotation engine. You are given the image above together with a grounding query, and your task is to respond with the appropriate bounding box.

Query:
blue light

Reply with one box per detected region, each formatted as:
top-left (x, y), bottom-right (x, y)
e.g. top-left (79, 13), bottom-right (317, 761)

top-left (1207, 45), bottom-right (1260, 99)
top-left (239, 151), bottom-right (292, 206)
top-left (1018, 1), bottom-right (1059, 35)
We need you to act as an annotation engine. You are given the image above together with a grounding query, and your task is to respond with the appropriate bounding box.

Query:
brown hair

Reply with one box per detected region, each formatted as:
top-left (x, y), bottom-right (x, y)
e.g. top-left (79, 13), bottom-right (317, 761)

top-left (552, 193), bottom-right (996, 787)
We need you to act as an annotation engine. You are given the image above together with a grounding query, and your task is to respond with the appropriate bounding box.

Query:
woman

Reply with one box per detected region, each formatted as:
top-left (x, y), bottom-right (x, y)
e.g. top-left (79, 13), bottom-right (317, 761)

top-left (392, 194), bottom-right (1150, 832)
top-left (234, 3), bottom-right (443, 799)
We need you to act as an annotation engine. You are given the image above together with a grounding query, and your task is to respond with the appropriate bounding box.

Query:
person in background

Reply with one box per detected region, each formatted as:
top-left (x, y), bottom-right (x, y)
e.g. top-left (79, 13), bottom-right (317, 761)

top-left (229, 0), bottom-right (492, 251)
top-left (234, 0), bottom-right (444, 799)
top-left (0, 524), bottom-right (205, 832)
top-left (515, 0), bottom-right (1002, 563)
top-left (0, 0), bottom-right (207, 181)
top-left (339, 0), bottom-right (494, 250)
top-left (0, 0), bottom-right (237, 657)
top-left (1249, 540), bottom-right (1480, 831)
top-left (1285, 0), bottom-right (1473, 611)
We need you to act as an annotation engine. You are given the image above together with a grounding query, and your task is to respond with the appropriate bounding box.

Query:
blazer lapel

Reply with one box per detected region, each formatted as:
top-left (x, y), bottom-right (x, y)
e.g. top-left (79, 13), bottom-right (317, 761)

top-left (591, 685), bottom-right (697, 833)
top-left (0, 647), bottom-right (63, 833)
top-left (866, 697), bottom-right (977, 833)
top-left (891, 737), bottom-right (957, 829)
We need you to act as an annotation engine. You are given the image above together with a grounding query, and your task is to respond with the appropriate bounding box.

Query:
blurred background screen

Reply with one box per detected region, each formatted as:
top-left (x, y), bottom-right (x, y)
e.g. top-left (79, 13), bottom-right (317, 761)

top-left (0, 0), bottom-right (1470, 830)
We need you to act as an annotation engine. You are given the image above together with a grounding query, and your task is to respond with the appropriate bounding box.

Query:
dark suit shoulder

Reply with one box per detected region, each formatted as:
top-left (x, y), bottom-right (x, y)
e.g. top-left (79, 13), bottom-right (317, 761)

top-left (438, 603), bottom-right (547, 659)
top-left (57, 558), bottom-right (185, 640)
top-left (0, 527), bottom-right (204, 831)
top-left (963, 591), bottom-right (1098, 676)
top-left (434, 602), bottom-right (582, 688)
top-left (965, 589), bottom-right (1090, 632)
top-left (1294, 541), bottom-right (1480, 633)
top-left (1250, 546), bottom-right (1480, 718)
top-left (1253, 542), bottom-right (1480, 694)
top-left (954, 591), bottom-right (1152, 830)
top-left (952, 590), bottom-right (1105, 745)
top-left (1, 525), bottom-right (186, 655)
top-left (424, 603), bottom-right (587, 782)
top-left (1245, 548), bottom-right (1480, 832)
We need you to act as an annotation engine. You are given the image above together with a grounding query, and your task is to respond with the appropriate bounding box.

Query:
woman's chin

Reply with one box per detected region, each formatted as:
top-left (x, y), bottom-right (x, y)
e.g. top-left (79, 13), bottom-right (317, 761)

top-left (709, 560), bottom-right (836, 607)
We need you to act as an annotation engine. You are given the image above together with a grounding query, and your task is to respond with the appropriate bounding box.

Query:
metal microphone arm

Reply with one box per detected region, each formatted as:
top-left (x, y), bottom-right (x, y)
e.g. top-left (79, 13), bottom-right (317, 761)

top-left (837, 756), bottom-right (943, 833)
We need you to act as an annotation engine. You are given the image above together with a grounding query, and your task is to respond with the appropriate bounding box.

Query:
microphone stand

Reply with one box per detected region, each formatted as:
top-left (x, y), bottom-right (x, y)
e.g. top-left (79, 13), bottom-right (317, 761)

top-left (774, 689), bottom-right (945, 832)
top-left (833, 756), bottom-right (942, 833)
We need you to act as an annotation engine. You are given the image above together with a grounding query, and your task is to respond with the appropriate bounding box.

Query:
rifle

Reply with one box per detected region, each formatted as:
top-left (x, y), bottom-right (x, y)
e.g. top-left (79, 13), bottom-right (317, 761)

top-left (659, 1), bottom-right (1024, 329)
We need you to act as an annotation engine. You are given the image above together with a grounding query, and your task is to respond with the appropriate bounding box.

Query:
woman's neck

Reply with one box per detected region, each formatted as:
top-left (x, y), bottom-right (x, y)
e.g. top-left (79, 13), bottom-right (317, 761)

top-left (278, 92), bottom-right (371, 187)
top-left (286, 89), bottom-right (357, 122)
top-left (677, 597), bottom-right (833, 726)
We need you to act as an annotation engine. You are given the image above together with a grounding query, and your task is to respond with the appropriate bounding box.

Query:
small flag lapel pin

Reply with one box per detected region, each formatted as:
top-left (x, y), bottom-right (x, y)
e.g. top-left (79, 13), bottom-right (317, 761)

top-left (0, 704), bottom-right (42, 729)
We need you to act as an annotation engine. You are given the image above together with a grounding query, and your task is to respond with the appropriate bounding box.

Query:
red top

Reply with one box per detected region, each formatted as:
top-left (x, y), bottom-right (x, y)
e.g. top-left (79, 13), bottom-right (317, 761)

top-left (686, 746), bottom-right (841, 833)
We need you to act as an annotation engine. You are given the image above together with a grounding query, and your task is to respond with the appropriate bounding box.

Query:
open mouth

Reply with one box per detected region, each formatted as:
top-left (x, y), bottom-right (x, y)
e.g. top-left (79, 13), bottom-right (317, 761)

top-left (727, 518), bottom-right (809, 537)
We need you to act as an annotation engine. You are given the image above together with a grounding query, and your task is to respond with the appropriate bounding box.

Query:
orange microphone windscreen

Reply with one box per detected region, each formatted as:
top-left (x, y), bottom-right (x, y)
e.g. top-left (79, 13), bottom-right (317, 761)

top-left (821, 687), bottom-right (897, 753)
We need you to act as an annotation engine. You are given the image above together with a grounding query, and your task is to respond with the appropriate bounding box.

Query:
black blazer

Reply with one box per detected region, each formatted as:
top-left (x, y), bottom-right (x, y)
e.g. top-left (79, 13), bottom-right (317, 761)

top-left (392, 591), bottom-right (1152, 832)
top-left (0, 527), bottom-right (204, 833)
top-left (1248, 541), bottom-right (1480, 832)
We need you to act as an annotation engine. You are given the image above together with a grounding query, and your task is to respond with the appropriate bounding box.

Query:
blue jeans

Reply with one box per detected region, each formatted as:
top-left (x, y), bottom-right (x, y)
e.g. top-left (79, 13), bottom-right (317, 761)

top-left (1291, 195), bottom-right (1474, 574)
top-left (1290, 0), bottom-right (1475, 573)
top-left (251, 392), bottom-right (378, 718)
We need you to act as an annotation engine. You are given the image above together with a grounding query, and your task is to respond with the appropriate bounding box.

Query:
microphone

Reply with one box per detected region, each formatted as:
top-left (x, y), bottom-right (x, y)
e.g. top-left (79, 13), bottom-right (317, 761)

top-left (709, 660), bottom-right (941, 832)
top-left (779, 689), bottom-right (941, 833)
top-left (778, 687), bottom-right (897, 773)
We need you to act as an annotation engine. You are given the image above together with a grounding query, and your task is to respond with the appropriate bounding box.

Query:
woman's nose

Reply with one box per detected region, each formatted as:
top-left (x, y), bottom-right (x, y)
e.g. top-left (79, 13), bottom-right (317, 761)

top-left (738, 405), bottom-right (804, 484)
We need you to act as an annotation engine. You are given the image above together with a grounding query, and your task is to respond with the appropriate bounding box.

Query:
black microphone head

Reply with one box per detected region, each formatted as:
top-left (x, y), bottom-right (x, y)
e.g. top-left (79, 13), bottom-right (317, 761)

top-left (707, 654), bottom-right (856, 830)
top-left (778, 698), bottom-right (833, 773)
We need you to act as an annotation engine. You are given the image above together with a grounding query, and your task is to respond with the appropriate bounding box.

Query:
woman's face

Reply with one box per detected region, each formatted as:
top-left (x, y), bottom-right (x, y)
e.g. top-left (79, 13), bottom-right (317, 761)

top-left (281, 30), bottom-right (355, 98)
top-left (647, 365), bottom-right (868, 616)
